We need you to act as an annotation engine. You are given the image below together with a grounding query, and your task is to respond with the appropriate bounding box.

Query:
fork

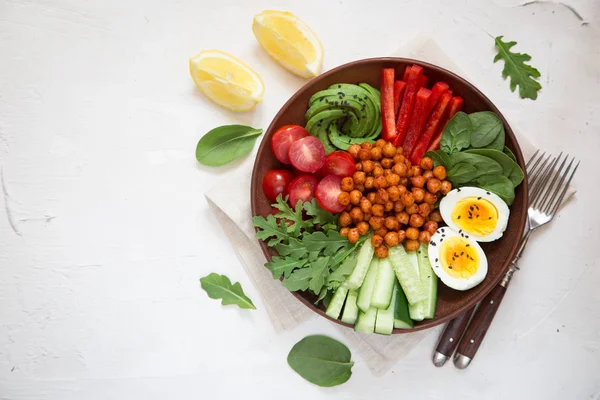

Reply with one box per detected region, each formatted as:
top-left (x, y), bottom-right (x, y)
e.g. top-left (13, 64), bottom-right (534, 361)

top-left (444, 151), bottom-right (578, 368)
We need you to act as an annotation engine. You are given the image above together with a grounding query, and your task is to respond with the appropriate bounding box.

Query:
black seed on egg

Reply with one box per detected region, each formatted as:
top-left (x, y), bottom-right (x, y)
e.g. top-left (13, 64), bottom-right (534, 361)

top-left (477, 197), bottom-right (482, 200)
top-left (486, 191), bottom-right (490, 195)
top-left (466, 244), bottom-right (470, 247)
top-left (457, 216), bottom-right (461, 219)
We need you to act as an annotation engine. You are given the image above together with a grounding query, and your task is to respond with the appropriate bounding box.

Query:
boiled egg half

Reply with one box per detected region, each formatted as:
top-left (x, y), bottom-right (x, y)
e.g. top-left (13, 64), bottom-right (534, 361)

top-left (428, 227), bottom-right (488, 291)
top-left (439, 187), bottom-right (510, 242)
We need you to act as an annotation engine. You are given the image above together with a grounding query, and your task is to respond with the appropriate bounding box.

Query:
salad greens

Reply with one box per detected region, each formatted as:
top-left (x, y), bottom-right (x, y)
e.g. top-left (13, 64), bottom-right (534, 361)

top-left (195, 125), bottom-right (263, 166)
top-left (287, 335), bottom-right (354, 387)
top-left (200, 273), bottom-right (256, 309)
top-left (426, 111), bottom-right (524, 205)
top-left (494, 36), bottom-right (542, 100)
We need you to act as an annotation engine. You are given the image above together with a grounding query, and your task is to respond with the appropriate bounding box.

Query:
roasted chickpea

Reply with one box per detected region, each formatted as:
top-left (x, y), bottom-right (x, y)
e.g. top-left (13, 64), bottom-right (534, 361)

top-left (350, 207), bottom-right (364, 223)
top-left (423, 170), bottom-right (434, 180)
top-left (338, 192), bottom-right (351, 206)
top-left (346, 204), bottom-right (353, 212)
top-left (385, 216), bottom-right (400, 230)
top-left (400, 177), bottom-right (409, 186)
top-left (419, 156), bottom-right (434, 171)
top-left (440, 180), bottom-right (452, 195)
top-left (362, 160), bottom-right (375, 174)
top-left (359, 198), bottom-right (372, 213)
top-left (347, 228), bottom-right (360, 244)
top-left (409, 165), bottom-right (423, 178)
top-left (361, 142), bottom-right (373, 151)
top-left (386, 173), bottom-right (401, 186)
top-left (405, 239), bottom-right (420, 251)
top-left (371, 235), bottom-right (384, 248)
top-left (409, 213), bottom-right (425, 228)
top-left (355, 162), bottom-right (363, 171)
top-left (429, 210), bottom-right (443, 223)
top-left (418, 203), bottom-right (431, 218)
top-left (373, 165), bottom-right (384, 177)
top-left (397, 229), bottom-right (406, 243)
top-left (384, 201), bottom-right (394, 212)
top-left (409, 176), bottom-right (424, 189)
top-left (348, 144), bottom-right (361, 159)
top-left (412, 187), bottom-right (425, 203)
top-left (357, 221), bottom-right (370, 235)
top-left (424, 192), bottom-right (437, 205)
top-left (405, 203), bottom-right (419, 215)
top-left (342, 176), bottom-right (355, 191)
top-left (401, 192), bottom-right (415, 207)
top-left (382, 142), bottom-right (397, 158)
top-left (398, 185), bottom-right (408, 196)
top-left (370, 146), bottom-right (383, 160)
top-left (355, 171), bottom-right (367, 185)
top-left (372, 204), bottom-right (384, 217)
top-left (394, 200), bottom-right (405, 213)
top-left (349, 190), bottom-right (362, 205)
top-left (419, 230), bottom-right (432, 243)
top-left (427, 178), bottom-right (442, 194)
top-left (375, 227), bottom-right (388, 238)
top-left (396, 147), bottom-right (404, 155)
top-left (406, 227), bottom-right (420, 240)
top-left (433, 165), bottom-right (447, 180)
top-left (377, 188), bottom-right (389, 203)
top-left (392, 162), bottom-right (408, 177)
top-left (340, 227), bottom-right (350, 237)
top-left (369, 216), bottom-right (384, 230)
top-left (424, 220), bottom-right (438, 235)
top-left (373, 176), bottom-right (388, 189)
top-left (384, 231), bottom-right (400, 247)
top-left (383, 169), bottom-right (392, 177)
top-left (367, 192), bottom-right (377, 203)
top-left (374, 244), bottom-right (389, 258)
top-left (339, 211), bottom-right (352, 227)
top-left (375, 139), bottom-right (386, 148)
top-left (396, 211), bottom-right (409, 225)
top-left (387, 186), bottom-right (400, 201)
top-left (358, 149), bottom-right (371, 161)
top-left (364, 176), bottom-right (375, 189)
top-left (363, 212), bottom-right (372, 221)
top-left (393, 154), bottom-right (406, 165)
top-left (381, 158), bottom-right (394, 169)
top-left (355, 183), bottom-right (365, 192)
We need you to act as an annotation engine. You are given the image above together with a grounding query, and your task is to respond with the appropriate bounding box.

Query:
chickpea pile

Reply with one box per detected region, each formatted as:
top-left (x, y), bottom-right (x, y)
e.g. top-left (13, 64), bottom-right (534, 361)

top-left (337, 139), bottom-right (453, 258)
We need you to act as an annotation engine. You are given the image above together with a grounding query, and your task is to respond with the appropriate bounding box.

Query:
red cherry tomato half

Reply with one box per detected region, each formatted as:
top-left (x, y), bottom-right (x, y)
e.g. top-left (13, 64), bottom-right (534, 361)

top-left (316, 151), bottom-right (356, 178)
top-left (288, 175), bottom-right (319, 207)
top-left (315, 174), bottom-right (346, 213)
top-left (288, 136), bottom-right (326, 173)
top-left (270, 125), bottom-right (309, 164)
top-left (262, 169), bottom-right (295, 203)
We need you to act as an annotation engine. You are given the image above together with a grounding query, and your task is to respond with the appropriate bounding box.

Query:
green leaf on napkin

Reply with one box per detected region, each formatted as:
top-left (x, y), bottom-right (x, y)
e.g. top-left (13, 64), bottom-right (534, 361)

top-left (199, 273), bottom-right (256, 309)
top-left (494, 36), bottom-right (542, 100)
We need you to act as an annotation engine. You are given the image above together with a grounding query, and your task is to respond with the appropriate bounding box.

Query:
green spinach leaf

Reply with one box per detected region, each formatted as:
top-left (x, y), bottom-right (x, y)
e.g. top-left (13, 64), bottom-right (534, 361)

top-left (473, 174), bottom-right (516, 205)
top-left (469, 112), bottom-right (505, 148)
top-left (449, 152), bottom-right (503, 180)
top-left (465, 149), bottom-right (524, 187)
top-left (503, 146), bottom-right (517, 162)
top-left (446, 163), bottom-right (478, 185)
top-left (485, 127), bottom-right (505, 151)
top-left (196, 125), bottom-right (263, 166)
top-left (425, 150), bottom-right (452, 169)
top-left (440, 112), bottom-right (473, 155)
top-left (287, 335), bottom-right (354, 387)
top-left (199, 273), bottom-right (256, 309)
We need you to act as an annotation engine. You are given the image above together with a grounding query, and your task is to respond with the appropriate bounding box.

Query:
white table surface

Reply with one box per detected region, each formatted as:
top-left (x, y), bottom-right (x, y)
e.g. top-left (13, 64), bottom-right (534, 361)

top-left (1, 0), bottom-right (599, 399)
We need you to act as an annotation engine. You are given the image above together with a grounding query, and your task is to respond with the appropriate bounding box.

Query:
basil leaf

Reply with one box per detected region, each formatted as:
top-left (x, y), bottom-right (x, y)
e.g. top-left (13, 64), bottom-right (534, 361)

top-left (446, 162), bottom-right (478, 184)
top-left (440, 112), bottom-right (473, 155)
top-left (199, 273), bottom-right (256, 309)
top-left (503, 146), bottom-right (517, 161)
top-left (287, 335), bottom-right (354, 387)
top-left (473, 175), bottom-right (516, 205)
top-left (465, 148), bottom-right (524, 187)
top-left (196, 125), bottom-right (263, 166)
top-left (469, 112), bottom-right (505, 148)
top-left (449, 152), bottom-right (503, 179)
top-left (425, 150), bottom-right (452, 168)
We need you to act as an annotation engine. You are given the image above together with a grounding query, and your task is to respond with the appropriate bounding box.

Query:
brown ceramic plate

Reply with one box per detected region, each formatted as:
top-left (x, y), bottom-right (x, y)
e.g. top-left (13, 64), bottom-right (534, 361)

top-left (250, 58), bottom-right (528, 333)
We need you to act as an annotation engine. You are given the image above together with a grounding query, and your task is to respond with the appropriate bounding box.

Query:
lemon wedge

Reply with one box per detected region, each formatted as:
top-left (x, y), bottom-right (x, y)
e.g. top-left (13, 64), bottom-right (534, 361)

top-left (252, 10), bottom-right (323, 78)
top-left (189, 50), bottom-right (264, 112)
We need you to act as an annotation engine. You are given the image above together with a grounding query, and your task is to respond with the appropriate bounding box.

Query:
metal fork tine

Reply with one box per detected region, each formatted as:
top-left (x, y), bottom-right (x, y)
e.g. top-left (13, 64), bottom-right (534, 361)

top-left (532, 153), bottom-right (562, 209)
top-left (526, 152), bottom-right (547, 199)
top-left (540, 153), bottom-right (568, 213)
top-left (530, 154), bottom-right (557, 208)
top-left (548, 159), bottom-right (579, 217)
top-left (527, 151), bottom-right (546, 183)
top-left (525, 149), bottom-right (540, 171)
top-left (528, 153), bottom-right (552, 197)
top-left (541, 155), bottom-right (571, 214)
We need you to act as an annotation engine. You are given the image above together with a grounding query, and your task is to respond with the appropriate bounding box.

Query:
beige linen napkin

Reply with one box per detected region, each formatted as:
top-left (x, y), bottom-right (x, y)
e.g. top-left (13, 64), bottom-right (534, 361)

top-left (205, 36), bottom-right (575, 376)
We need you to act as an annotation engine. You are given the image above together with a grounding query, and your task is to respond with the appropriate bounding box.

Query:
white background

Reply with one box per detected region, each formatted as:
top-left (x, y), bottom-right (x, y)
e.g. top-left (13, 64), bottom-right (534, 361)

top-left (1, 0), bottom-right (599, 399)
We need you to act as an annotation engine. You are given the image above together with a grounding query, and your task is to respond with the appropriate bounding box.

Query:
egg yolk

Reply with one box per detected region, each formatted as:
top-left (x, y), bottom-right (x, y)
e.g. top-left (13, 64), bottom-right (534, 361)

top-left (439, 236), bottom-right (480, 279)
top-left (451, 197), bottom-right (498, 236)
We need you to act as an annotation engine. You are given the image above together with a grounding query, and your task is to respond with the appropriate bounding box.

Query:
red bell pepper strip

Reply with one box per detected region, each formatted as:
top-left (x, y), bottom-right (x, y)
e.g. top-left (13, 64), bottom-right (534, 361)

top-left (426, 82), bottom-right (450, 115)
top-left (402, 66), bottom-right (411, 81)
top-left (381, 68), bottom-right (397, 142)
top-left (402, 87), bottom-right (432, 155)
top-left (394, 65), bottom-right (423, 146)
top-left (426, 96), bottom-right (464, 152)
top-left (418, 75), bottom-right (428, 88)
top-left (393, 81), bottom-right (407, 117)
top-left (410, 91), bottom-right (453, 164)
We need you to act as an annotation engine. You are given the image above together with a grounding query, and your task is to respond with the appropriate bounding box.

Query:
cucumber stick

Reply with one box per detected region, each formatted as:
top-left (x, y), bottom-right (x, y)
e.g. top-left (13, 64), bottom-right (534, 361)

top-left (357, 259), bottom-right (380, 313)
top-left (375, 287), bottom-right (395, 335)
top-left (345, 239), bottom-right (374, 290)
top-left (388, 245), bottom-right (426, 304)
top-left (417, 243), bottom-right (438, 319)
top-left (393, 282), bottom-right (414, 329)
top-left (371, 258), bottom-right (396, 309)
top-left (341, 290), bottom-right (359, 324)
top-left (325, 285), bottom-right (348, 320)
top-left (355, 306), bottom-right (377, 334)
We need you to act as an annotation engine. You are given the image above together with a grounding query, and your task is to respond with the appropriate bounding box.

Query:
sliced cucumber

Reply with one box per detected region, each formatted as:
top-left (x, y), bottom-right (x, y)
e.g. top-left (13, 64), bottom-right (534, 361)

top-left (345, 239), bottom-right (374, 290)
top-left (325, 285), bottom-right (348, 320)
top-left (341, 290), bottom-right (359, 324)
top-left (388, 245), bottom-right (426, 305)
top-left (375, 288), bottom-right (395, 335)
top-left (393, 281), bottom-right (414, 329)
top-left (354, 306), bottom-right (377, 334)
top-left (371, 258), bottom-right (396, 309)
top-left (357, 258), bottom-right (380, 313)
top-left (417, 243), bottom-right (438, 319)
top-left (409, 298), bottom-right (426, 321)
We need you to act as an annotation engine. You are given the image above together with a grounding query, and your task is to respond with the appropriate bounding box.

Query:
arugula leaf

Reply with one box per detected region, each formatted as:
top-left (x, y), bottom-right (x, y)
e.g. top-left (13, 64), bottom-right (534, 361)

top-left (253, 215), bottom-right (292, 247)
top-left (304, 199), bottom-right (338, 228)
top-left (328, 253), bottom-right (358, 288)
top-left (440, 112), bottom-right (472, 155)
top-left (265, 256), bottom-right (304, 279)
top-left (282, 268), bottom-right (312, 291)
top-left (494, 36), bottom-right (542, 100)
top-left (199, 273), bottom-right (256, 309)
top-left (274, 238), bottom-right (307, 259)
top-left (272, 195), bottom-right (309, 235)
top-left (287, 335), bottom-right (354, 387)
top-left (309, 256), bottom-right (330, 294)
top-left (303, 231), bottom-right (351, 256)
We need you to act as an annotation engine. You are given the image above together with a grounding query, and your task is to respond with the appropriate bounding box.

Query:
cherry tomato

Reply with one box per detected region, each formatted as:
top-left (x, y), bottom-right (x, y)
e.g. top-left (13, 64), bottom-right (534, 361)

top-left (262, 169), bottom-right (294, 203)
top-left (270, 125), bottom-right (309, 164)
top-left (288, 136), bottom-right (326, 173)
top-left (315, 175), bottom-right (346, 213)
top-left (316, 151), bottom-right (356, 178)
top-left (288, 175), bottom-right (319, 207)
